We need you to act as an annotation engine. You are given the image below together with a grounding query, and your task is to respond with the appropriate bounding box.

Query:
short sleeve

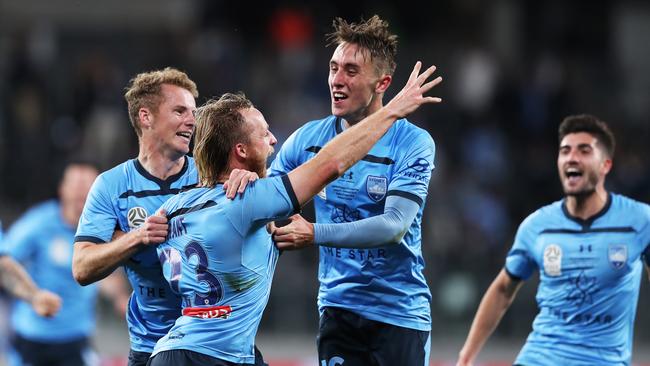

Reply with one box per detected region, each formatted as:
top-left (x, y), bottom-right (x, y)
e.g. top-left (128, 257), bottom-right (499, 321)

top-left (74, 174), bottom-right (118, 244)
top-left (505, 215), bottom-right (539, 280)
top-left (386, 129), bottom-right (435, 207)
top-left (226, 175), bottom-right (299, 233)
top-left (639, 204), bottom-right (650, 267)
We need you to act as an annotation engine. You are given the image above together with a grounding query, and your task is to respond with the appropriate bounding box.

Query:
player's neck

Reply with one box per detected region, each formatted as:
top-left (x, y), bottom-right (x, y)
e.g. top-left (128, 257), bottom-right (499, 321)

top-left (564, 187), bottom-right (608, 220)
top-left (341, 99), bottom-right (384, 129)
top-left (137, 150), bottom-right (185, 180)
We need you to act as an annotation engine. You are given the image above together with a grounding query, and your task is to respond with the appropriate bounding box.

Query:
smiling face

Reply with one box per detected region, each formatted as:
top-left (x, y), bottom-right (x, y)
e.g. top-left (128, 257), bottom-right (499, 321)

top-left (557, 132), bottom-right (612, 197)
top-left (145, 84), bottom-right (197, 158)
top-left (328, 42), bottom-right (390, 124)
top-left (240, 107), bottom-right (277, 177)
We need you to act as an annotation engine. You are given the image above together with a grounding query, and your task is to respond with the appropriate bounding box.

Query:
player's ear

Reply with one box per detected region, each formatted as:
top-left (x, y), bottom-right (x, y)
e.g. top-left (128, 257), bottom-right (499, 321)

top-left (234, 142), bottom-right (247, 159)
top-left (375, 74), bottom-right (392, 94)
top-left (139, 107), bottom-right (153, 130)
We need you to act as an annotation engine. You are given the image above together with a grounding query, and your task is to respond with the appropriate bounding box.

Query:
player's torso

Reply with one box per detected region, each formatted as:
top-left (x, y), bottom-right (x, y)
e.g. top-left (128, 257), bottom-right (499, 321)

top-left (155, 188), bottom-right (278, 362)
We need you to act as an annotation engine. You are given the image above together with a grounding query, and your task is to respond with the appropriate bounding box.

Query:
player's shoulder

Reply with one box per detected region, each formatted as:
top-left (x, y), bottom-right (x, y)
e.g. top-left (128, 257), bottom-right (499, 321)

top-left (13, 200), bottom-right (59, 228)
top-left (610, 193), bottom-right (650, 224)
top-left (520, 199), bottom-right (564, 230)
top-left (393, 118), bottom-right (434, 145)
top-left (163, 186), bottom-right (208, 212)
top-left (93, 159), bottom-right (136, 189)
top-left (294, 115), bottom-right (338, 136)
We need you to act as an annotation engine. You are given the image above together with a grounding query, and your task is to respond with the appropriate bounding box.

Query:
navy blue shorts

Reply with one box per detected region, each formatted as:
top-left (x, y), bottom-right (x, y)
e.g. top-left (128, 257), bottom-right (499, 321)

top-left (147, 346), bottom-right (268, 366)
top-left (128, 349), bottom-right (151, 366)
top-left (11, 333), bottom-right (95, 366)
top-left (317, 307), bottom-right (430, 366)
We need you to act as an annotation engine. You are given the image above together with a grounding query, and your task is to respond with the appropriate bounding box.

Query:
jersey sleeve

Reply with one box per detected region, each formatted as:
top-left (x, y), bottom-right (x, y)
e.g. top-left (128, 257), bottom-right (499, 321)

top-left (227, 175), bottom-right (300, 233)
top-left (74, 174), bottom-right (118, 244)
top-left (2, 212), bottom-right (39, 262)
top-left (638, 204), bottom-right (650, 267)
top-left (268, 127), bottom-right (304, 177)
top-left (386, 129), bottom-right (435, 207)
top-left (504, 214), bottom-right (538, 280)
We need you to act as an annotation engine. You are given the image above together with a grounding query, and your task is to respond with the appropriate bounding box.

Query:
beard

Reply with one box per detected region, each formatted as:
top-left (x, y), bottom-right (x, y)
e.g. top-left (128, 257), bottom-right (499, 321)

top-left (562, 169), bottom-right (599, 198)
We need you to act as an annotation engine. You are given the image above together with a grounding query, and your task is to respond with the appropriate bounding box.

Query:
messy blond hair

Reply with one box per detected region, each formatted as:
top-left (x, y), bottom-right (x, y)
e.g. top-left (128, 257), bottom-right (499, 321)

top-left (124, 67), bottom-right (198, 136)
top-left (193, 93), bottom-right (254, 187)
top-left (327, 15), bottom-right (398, 76)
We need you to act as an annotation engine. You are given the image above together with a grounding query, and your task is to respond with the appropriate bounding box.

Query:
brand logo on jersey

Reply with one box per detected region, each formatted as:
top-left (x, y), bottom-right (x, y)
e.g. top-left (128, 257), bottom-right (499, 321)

top-left (608, 244), bottom-right (627, 270)
top-left (317, 188), bottom-right (327, 200)
top-left (127, 206), bottom-right (148, 229)
top-left (408, 158), bottom-right (430, 173)
top-left (366, 175), bottom-right (387, 202)
top-left (543, 244), bottom-right (562, 276)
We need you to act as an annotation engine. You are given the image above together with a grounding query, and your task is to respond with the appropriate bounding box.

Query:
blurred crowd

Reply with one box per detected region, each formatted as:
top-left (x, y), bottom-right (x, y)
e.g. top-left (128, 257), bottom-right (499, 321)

top-left (1, 0), bottom-right (649, 340)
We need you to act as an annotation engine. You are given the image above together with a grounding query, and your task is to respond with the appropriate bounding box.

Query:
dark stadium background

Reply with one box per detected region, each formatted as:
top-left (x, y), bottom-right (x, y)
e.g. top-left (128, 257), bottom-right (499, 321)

top-left (1, 1), bottom-right (649, 364)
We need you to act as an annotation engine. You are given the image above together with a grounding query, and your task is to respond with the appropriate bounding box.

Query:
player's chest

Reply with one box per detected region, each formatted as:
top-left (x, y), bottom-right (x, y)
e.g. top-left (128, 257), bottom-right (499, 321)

top-left (532, 230), bottom-right (641, 280)
top-left (316, 160), bottom-right (395, 206)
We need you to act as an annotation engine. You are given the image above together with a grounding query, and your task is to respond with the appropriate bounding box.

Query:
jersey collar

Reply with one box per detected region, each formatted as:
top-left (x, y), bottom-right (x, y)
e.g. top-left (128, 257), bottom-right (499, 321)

top-left (133, 156), bottom-right (189, 190)
top-left (561, 192), bottom-right (612, 230)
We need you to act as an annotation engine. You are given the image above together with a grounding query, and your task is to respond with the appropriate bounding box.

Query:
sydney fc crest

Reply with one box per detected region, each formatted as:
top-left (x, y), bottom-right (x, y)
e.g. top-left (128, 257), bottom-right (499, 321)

top-left (366, 175), bottom-right (387, 202)
top-left (608, 244), bottom-right (627, 270)
top-left (128, 206), bottom-right (148, 229)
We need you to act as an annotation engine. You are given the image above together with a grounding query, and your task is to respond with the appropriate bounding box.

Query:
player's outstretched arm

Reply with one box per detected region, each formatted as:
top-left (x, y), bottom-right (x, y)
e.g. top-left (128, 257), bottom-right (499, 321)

top-left (72, 209), bottom-right (168, 286)
top-left (288, 62), bottom-right (442, 205)
top-left (456, 269), bottom-right (524, 366)
top-left (0, 255), bottom-right (62, 317)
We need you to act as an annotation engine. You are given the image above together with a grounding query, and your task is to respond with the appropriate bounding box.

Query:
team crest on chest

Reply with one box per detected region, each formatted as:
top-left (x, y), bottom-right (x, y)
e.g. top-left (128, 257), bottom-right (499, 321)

top-left (366, 175), bottom-right (387, 202)
top-left (128, 206), bottom-right (148, 229)
top-left (608, 244), bottom-right (627, 270)
top-left (543, 244), bottom-right (562, 276)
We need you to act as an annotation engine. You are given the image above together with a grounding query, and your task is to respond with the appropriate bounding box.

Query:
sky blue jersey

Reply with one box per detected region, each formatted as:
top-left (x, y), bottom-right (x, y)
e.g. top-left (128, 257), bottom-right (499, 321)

top-left (506, 193), bottom-right (650, 365)
top-left (74, 157), bottom-right (198, 352)
top-left (269, 116), bottom-right (435, 331)
top-left (152, 175), bottom-right (299, 363)
top-left (2, 200), bottom-right (98, 342)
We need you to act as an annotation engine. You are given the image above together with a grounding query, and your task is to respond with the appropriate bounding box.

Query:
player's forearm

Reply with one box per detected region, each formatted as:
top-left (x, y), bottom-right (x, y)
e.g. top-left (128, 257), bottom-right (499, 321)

top-left (0, 256), bottom-right (39, 302)
top-left (72, 232), bottom-right (143, 285)
top-left (289, 107), bottom-right (397, 204)
top-left (459, 270), bottom-right (520, 364)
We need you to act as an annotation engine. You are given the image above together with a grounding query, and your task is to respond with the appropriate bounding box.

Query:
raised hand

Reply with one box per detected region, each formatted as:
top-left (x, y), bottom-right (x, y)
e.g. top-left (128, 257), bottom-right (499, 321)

top-left (385, 61), bottom-right (442, 118)
top-left (138, 208), bottom-right (168, 245)
top-left (31, 289), bottom-right (62, 317)
top-left (223, 168), bottom-right (259, 199)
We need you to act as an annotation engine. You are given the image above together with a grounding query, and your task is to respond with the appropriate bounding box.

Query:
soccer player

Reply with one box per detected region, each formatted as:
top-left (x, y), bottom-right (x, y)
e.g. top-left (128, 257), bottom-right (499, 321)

top-left (456, 115), bottom-right (650, 366)
top-left (148, 61), bottom-right (441, 366)
top-left (72, 68), bottom-right (200, 366)
top-left (1, 162), bottom-right (129, 366)
top-left (268, 15), bottom-right (436, 365)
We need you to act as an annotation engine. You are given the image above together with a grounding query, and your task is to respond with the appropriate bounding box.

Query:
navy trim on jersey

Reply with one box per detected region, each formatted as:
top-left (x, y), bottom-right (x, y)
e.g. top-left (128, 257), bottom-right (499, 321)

top-left (119, 184), bottom-right (197, 199)
top-left (167, 200), bottom-right (218, 221)
top-left (281, 174), bottom-right (300, 214)
top-left (561, 192), bottom-right (612, 230)
top-left (504, 267), bottom-right (523, 281)
top-left (386, 190), bottom-right (424, 207)
top-left (540, 227), bottom-right (636, 235)
top-left (74, 235), bottom-right (106, 244)
top-left (133, 156), bottom-right (190, 190)
top-left (304, 146), bottom-right (395, 165)
top-left (335, 117), bottom-right (343, 134)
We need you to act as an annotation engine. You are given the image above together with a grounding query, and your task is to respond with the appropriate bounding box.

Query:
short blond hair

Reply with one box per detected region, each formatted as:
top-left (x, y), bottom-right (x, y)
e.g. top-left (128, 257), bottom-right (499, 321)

top-left (124, 67), bottom-right (198, 136)
top-left (193, 93), bottom-right (253, 187)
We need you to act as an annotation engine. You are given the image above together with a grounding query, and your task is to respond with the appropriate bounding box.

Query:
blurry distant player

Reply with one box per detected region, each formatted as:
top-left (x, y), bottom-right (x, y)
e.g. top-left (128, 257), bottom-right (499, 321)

top-left (0, 225), bottom-right (61, 318)
top-left (457, 115), bottom-right (650, 366)
top-left (149, 62), bottom-right (441, 366)
top-left (2, 162), bottom-right (129, 366)
top-left (269, 15), bottom-right (436, 366)
top-left (72, 68), bottom-right (200, 366)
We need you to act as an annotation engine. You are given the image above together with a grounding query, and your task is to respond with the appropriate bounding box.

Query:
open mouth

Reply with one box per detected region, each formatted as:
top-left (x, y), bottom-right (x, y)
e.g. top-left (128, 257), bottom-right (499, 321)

top-left (565, 167), bottom-right (583, 183)
top-left (332, 92), bottom-right (348, 102)
top-left (176, 131), bottom-right (192, 141)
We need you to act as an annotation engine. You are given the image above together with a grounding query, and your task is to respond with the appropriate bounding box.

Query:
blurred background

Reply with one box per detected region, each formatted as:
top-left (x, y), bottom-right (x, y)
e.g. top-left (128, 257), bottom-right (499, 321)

top-left (1, 0), bottom-right (650, 364)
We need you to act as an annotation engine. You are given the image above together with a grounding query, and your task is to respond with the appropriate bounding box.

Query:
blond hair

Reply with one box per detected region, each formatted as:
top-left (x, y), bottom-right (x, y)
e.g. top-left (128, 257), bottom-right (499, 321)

top-left (124, 67), bottom-right (198, 136)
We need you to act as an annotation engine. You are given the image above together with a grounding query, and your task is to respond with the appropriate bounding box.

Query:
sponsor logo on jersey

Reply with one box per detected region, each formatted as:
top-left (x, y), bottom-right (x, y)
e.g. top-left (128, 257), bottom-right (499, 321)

top-left (408, 158), bottom-right (430, 172)
top-left (608, 244), bottom-right (627, 270)
top-left (183, 305), bottom-right (232, 319)
top-left (366, 175), bottom-right (387, 202)
top-left (543, 244), bottom-right (562, 276)
top-left (127, 206), bottom-right (148, 229)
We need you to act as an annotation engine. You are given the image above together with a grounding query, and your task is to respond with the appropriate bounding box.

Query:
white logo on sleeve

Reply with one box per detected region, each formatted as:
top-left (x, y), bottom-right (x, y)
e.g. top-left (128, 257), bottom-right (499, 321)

top-left (127, 207), bottom-right (148, 229)
top-left (543, 244), bottom-right (562, 276)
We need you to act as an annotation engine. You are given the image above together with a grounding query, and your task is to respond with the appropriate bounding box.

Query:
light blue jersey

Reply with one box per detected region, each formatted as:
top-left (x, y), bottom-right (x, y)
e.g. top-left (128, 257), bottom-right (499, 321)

top-left (152, 175), bottom-right (299, 363)
top-left (75, 157), bottom-right (198, 353)
top-left (506, 193), bottom-right (650, 365)
top-left (2, 200), bottom-right (98, 342)
top-left (269, 116), bottom-right (435, 331)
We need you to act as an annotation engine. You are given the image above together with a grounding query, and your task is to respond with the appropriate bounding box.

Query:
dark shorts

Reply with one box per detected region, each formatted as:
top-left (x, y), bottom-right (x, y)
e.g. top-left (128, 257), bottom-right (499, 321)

top-left (128, 349), bottom-right (152, 366)
top-left (11, 333), bottom-right (96, 366)
top-left (147, 346), bottom-right (268, 366)
top-left (317, 307), bottom-right (430, 366)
